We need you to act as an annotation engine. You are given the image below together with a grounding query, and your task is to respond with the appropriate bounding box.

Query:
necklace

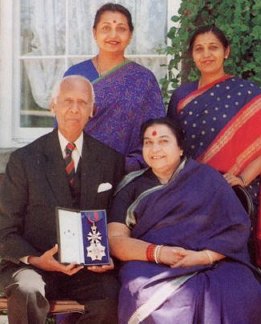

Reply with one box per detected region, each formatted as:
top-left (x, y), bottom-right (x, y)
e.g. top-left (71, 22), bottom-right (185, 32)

top-left (94, 55), bottom-right (126, 76)
top-left (94, 56), bottom-right (102, 76)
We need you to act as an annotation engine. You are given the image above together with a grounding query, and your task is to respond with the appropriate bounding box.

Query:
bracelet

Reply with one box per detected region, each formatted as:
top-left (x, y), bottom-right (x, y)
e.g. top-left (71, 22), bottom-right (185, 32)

top-left (146, 244), bottom-right (157, 262)
top-left (238, 175), bottom-right (246, 187)
top-left (204, 250), bottom-right (214, 265)
top-left (154, 245), bottom-right (163, 264)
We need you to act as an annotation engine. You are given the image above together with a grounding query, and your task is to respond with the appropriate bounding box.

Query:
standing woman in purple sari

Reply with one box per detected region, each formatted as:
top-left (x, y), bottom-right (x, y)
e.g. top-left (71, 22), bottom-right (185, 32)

top-left (108, 117), bottom-right (261, 324)
top-left (64, 3), bottom-right (165, 172)
top-left (167, 25), bottom-right (261, 266)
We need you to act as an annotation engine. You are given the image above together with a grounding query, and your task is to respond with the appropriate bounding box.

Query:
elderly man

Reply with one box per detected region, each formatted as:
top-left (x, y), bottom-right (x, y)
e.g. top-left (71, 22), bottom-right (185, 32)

top-left (0, 75), bottom-right (125, 323)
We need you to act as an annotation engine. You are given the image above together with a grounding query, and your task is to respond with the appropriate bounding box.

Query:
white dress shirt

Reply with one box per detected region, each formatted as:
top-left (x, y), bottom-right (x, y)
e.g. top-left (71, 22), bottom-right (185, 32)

top-left (58, 130), bottom-right (83, 171)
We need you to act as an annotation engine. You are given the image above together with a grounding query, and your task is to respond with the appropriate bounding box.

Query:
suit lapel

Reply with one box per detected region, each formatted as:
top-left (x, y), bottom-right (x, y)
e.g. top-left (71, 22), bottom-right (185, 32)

top-left (80, 134), bottom-right (103, 209)
top-left (44, 130), bottom-right (73, 207)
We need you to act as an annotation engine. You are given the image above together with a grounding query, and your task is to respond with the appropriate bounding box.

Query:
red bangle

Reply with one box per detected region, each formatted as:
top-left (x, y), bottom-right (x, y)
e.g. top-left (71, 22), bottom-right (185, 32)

top-left (146, 244), bottom-right (156, 262)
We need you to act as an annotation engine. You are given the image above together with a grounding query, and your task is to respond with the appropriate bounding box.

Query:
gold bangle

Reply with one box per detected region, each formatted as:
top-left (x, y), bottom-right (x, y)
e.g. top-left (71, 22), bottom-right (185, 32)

top-left (204, 250), bottom-right (214, 265)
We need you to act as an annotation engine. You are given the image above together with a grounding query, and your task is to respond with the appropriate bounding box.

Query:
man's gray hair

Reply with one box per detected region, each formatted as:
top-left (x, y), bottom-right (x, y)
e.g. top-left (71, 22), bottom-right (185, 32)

top-left (50, 75), bottom-right (95, 106)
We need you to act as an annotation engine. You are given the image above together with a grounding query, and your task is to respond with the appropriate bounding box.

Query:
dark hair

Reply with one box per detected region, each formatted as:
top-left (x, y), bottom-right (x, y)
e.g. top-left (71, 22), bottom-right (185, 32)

top-left (140, 117), bottom-right (185, 150)
top-left (188, 25), bottom-right (229, 55)
top-left (93, 3), bottom-right (134, 32)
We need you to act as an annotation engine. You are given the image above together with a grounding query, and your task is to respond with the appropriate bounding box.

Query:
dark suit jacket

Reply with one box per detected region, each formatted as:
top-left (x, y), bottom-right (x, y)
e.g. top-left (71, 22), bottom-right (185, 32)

top-left (0, 129), bottom-right (125, 268)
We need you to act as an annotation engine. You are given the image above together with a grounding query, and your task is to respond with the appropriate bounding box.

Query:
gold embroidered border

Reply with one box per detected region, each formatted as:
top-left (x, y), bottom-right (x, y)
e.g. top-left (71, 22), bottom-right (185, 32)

top-left (228, 138), bottom-right (261, 174)
top-left (178, 75), bottom-right (232, 111)
top-left (178, 89), bottom-right (205, 111)
top-left (200, 96), bottom-right (261, 163)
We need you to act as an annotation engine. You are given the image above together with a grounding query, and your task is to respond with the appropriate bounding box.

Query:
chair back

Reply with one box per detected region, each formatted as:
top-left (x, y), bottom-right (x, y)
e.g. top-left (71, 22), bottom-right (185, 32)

top-left (232, 185), bottom-right (255, 219)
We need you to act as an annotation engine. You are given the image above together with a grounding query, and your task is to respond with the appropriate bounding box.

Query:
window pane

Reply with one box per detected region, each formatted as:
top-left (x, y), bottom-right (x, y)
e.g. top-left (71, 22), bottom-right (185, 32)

top-left (19, 0), bottom-right (168, 129)
top-left (67, 0), bottom-right (168, 56)
top-left (67, 0), bottom-right (103, 55)
top-left (123, 0), bottom-right (168, 55)
top-left (21, 0), bottom-right (65, 56)
top-left (131, 56), bottom-right (168, 81)
top-left (20, 59), bottom-right (65, 127)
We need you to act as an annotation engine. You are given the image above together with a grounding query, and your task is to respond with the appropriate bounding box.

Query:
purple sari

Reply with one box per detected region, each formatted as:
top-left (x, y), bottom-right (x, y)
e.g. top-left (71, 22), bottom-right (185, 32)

top-left (64, 59), bottom-right (165, 171)
top-left (116, 160), bottom-right (261, 323)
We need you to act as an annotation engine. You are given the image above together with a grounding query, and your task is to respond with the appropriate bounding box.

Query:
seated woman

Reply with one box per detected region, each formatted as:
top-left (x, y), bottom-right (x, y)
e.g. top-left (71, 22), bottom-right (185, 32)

top-left (108, 117), bottom-right (261, 324)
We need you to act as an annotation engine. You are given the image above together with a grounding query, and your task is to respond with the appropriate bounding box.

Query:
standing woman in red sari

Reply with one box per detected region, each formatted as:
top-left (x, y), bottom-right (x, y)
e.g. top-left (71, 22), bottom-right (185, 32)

top-left (167, 25), bottom-right (261, 266)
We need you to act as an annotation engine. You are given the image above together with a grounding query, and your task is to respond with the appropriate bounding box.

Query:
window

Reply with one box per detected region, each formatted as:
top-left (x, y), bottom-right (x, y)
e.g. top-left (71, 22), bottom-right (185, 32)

top-left (0, 0), bottom-right (180, 147)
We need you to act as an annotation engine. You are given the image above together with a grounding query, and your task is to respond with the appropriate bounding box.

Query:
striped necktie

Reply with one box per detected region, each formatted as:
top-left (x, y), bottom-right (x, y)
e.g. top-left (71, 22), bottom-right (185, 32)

top-left (65, 142), bottom-right (76, 187)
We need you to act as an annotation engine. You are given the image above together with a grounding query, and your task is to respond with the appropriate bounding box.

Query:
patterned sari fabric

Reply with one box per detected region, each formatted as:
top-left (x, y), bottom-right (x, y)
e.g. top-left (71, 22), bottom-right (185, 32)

top-left (64, 59), bottom-right (165, 171)
top-left (167, 75), bottom-right (261, 265)
top-left (115, 160), bottom-right (261, 324)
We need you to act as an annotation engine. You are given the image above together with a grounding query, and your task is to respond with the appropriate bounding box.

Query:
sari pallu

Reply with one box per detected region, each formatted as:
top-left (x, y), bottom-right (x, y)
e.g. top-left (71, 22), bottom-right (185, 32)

top-left (64, 60), bottom-right (165, 171)
top-left (175, 76), bottom-right (261, 173)
top-left (118, 160), bottom-right (261, 323)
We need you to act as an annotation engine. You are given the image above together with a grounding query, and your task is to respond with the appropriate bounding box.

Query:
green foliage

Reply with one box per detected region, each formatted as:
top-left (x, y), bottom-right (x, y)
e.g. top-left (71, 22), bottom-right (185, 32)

top-left (160, 0), bottom-right (261, 103)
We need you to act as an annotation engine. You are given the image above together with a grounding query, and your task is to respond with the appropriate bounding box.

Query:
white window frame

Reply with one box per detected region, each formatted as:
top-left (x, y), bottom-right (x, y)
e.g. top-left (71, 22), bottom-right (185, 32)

top-left (0, 0), bottom-right (181, 148)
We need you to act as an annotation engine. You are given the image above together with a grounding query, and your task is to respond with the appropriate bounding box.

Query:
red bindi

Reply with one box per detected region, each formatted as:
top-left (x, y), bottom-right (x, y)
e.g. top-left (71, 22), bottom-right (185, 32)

top-left (113, 20), bottom-right (117, 23)
top-left (152, 130), bottom-right (157, 136)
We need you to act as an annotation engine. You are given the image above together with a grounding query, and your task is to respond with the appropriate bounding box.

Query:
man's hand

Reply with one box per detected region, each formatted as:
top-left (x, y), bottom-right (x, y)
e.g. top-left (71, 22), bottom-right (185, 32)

top-left (28, 244), bottom-right (84, 276)
top-left (87, 257), bottom-right (115, 273)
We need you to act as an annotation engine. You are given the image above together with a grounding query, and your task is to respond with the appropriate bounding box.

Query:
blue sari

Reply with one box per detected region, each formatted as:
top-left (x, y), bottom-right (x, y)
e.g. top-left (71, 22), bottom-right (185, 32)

top-left (111, 159), bottom-right (261, 323)
top-left (64, 59), bottom-right (165, 172)
top-left (168, 76), bottom-right (261, 265)
top-left (167, 76), bottom-right (261, 166)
